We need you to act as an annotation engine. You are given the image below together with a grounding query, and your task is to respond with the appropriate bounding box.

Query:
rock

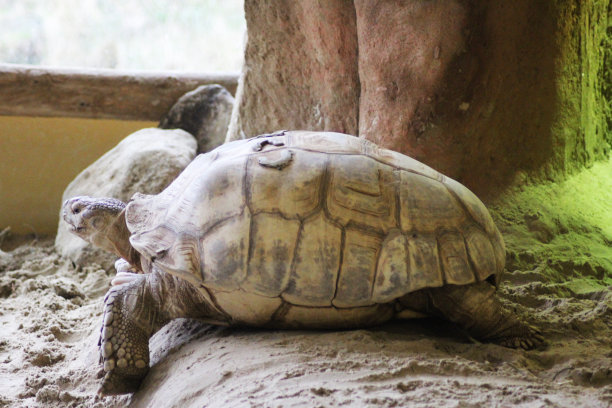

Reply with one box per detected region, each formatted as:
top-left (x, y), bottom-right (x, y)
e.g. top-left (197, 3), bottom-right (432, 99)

top-left (159, 84), bottom-right (234, 154)
top-left (55, 128), bottom-right (197, 270)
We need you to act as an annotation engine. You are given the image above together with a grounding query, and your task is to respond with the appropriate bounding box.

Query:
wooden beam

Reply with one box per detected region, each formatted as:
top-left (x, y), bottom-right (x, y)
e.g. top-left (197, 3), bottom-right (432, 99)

top-left (0, 63), bottom-right (239, 121)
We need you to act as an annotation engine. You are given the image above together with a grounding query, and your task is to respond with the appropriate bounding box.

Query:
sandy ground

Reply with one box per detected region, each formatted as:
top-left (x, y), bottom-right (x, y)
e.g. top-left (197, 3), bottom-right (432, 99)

top-left (1, 161), bottom-right (610, 407)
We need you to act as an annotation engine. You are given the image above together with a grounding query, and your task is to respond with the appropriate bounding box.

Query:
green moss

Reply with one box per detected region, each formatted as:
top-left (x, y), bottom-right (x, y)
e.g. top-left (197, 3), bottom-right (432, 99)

top-left (604, 1), bottom-right (612, 146)
top-left (559, 277), bottom-right (607, 296)
top-left (547, 0), bottom-right (611, 178)
top-left (489, 157), bottom-right (612, 290)
top-left (495, 2), bottom-right (612, 290)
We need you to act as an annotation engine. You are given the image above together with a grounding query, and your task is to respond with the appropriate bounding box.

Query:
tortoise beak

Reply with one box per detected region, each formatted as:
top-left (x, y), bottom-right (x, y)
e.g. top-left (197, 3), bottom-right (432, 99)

top-left (62, 197), bottom-right (87, 232)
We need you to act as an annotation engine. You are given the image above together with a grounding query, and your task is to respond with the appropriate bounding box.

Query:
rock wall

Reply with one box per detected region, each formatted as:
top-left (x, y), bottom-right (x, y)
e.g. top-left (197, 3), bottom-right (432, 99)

top-left (229, 0), bottom-right (611, 197)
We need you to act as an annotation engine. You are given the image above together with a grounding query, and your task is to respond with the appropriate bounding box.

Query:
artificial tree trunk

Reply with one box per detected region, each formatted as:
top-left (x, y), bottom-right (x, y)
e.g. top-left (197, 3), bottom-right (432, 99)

top-left (228, 0), bottom-right (610, 198)
top-left (228, 0), bottom-right (360, 138)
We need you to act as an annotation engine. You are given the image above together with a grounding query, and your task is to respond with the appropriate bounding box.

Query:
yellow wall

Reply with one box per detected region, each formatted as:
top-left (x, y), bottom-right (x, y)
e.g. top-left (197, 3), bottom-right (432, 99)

top-left (0, 116), bottom-right (156, 235)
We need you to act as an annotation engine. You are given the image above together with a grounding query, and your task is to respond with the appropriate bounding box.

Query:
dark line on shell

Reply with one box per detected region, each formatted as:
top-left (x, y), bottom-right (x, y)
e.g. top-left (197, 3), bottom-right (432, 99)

top-left (276, 301), bottom-right (380, 311)
top-left (404, 232), bottom-right (412, 295)
top-left (332, 226), bottom-right (346, 304)
top-left (319, 155), bottom-right (332, 218)
top-left (394, 170), bottom-right (402, 231)
top-left (283, 219), bottom-right (304, 297)
top-left (344, 219), bottom-right (386, 238)
top-left (271, 301), bottom-right (291, 323)
top-left (244, 155), bottom-right (254, 215)
top-left (246, 210), bottom-right (256, 286)
top-left (369, 234), bottom-right (383, 301)
top-left (443, 183), bottom-right (484, 233)
top-left (436, 233), bottom-right (448, 285)
top-left (251, 209), bottom-right (301, 221)
top-left (199, 286), bottom-right (232, 322)
top-left (462, 231), bottom-right (485, 283)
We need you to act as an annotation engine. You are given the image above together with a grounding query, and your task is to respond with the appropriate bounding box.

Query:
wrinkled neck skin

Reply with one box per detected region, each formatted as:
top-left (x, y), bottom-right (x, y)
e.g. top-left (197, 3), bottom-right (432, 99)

top-left (102, 208), bottom-right (142, 272)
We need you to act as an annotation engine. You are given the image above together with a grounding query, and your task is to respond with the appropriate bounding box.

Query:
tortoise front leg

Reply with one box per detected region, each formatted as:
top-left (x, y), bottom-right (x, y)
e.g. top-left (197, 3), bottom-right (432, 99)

top-left (98, 268), bottom-right (228, 395)
top-left (98, 273), bottom-right (161, 395)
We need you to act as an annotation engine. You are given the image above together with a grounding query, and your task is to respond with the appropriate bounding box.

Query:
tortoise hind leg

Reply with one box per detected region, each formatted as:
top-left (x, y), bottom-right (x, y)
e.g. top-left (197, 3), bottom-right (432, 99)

top-left (415, 281), bottom-right (545, 350)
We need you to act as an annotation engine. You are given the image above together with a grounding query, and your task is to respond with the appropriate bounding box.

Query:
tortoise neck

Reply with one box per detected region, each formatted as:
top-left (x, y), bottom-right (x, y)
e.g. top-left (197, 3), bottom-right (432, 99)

top-left (109, 208), bottom-right (142, 271)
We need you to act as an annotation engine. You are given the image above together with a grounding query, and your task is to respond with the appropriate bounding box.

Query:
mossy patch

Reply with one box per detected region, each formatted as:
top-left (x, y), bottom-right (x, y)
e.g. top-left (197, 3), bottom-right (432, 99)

top-left (488, 161), bottom-right (610, 363)
top-left (489, 157), bottom-right (612, 290)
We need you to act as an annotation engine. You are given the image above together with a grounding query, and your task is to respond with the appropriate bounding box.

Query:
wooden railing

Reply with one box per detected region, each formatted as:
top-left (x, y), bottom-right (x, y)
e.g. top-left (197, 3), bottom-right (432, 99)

top-left (0, 63), bottom-right (239, 121)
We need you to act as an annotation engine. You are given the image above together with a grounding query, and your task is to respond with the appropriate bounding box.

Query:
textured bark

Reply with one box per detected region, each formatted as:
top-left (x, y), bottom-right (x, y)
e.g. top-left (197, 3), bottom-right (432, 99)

top-left (231, 0), bottom-right (611, 196)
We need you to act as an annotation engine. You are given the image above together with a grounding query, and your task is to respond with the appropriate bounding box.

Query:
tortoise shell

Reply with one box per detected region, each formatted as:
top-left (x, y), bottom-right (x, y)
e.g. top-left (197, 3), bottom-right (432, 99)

top-left (126, 131), bottom-right (505, 317)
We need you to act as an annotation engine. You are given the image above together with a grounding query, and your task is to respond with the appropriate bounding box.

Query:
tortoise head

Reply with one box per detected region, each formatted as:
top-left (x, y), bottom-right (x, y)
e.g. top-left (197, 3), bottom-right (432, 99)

top-left (62, 196), bottom-right (128, 253)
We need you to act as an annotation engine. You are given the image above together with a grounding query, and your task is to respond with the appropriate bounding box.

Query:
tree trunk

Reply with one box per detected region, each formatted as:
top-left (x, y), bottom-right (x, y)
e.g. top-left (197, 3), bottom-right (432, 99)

top-left (228, 0), bottom-right (611, 197)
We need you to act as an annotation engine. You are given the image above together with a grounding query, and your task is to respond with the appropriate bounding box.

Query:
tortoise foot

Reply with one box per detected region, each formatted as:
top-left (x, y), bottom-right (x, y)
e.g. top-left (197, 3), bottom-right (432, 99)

top-left (492, 324), bottom-right (546, 350)
top-left (99, 370), bottom-right (145, 396)
top-left (98, 280), bottom-right (151, 396)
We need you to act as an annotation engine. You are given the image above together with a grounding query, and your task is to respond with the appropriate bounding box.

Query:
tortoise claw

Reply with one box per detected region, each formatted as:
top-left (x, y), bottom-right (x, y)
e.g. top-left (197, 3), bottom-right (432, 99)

top-left (98, 370), bottom-right (145, 396)
top-left (496, 326), bottom-right (547, 351)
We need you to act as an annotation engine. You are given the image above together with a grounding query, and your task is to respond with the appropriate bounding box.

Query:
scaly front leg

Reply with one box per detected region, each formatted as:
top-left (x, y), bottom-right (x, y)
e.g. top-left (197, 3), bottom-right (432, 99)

top-left (98, 273), bottom-right (164, 395)
top-left (97, 267), bottom-right (228, 395)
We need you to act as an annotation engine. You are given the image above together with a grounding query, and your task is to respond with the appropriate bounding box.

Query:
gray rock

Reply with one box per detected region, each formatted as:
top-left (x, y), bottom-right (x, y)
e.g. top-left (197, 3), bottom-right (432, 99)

top-left (159, 84), bottom-right (234, 153)
top-left (55, 128), bottom-right (197, 270)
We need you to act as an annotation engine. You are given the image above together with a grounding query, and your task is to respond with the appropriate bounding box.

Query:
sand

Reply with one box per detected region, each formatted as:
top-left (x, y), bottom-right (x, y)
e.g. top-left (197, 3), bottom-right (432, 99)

top-left (1, 160), bottom-right (610, 408)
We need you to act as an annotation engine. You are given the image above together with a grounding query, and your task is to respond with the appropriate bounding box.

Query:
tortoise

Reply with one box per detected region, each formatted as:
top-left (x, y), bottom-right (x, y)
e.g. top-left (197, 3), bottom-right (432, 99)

top-left (62, 130), bottom-right (544, 395)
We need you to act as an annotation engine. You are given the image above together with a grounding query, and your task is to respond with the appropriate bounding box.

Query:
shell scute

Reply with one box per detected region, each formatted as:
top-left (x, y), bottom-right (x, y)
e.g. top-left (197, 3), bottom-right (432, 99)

top-left (213, 290), bottom-right (282, 326)
top-left (333, 229), bottom-right (382, 308)
top-left (399, 171), bottom-right (465, 233)
top-left (372, 231), bottom-right (409, 303)
top-left (443, 178), bottom-right (497, 236)
top-left (186, 156), bottom-right (246, 233)
top-left (406, 235), bottom-right (444, 291)
top-left (200, 210), bottom-right (250, 291)
top-left (242, 213), bottom-right (300, 297)
top-left (464, 226), bottom-right (497, 282)
top-left (437, 231), bottom-right (476, 285)
top-left (247, 150), bottom-right (326, 218)
top-left (282, 213), bottom-right (342, 307)
top-left (326, 155), bottom-right (397, 233)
